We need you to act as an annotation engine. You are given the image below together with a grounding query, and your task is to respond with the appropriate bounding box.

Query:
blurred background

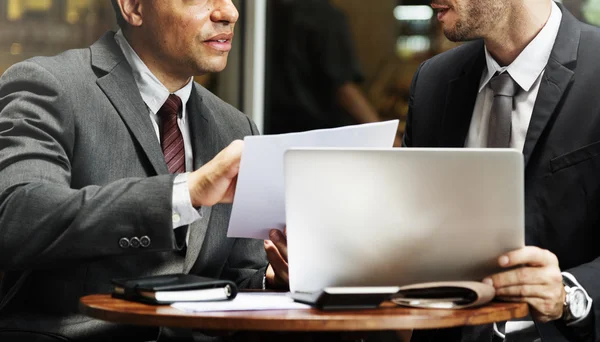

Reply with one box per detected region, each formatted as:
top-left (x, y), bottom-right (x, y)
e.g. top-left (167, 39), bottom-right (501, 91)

top-left (0, 0), bottom-right (599, 137)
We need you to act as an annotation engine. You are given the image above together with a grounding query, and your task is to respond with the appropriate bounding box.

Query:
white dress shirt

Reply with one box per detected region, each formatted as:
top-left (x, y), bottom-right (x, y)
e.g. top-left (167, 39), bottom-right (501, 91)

top-left (114, 30), bottom-right (201, 233)
top-left (466, 2), bottom-right (562, 151)
top-left (465, 2), bottom-right (592, 337)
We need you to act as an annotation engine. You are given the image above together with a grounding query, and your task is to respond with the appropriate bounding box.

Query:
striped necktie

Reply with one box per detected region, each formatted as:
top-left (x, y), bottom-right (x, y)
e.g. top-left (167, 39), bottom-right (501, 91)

top-left (158, 94), bottom-right (185, 174)
top-left (158, 94), bottom-right (187, 249)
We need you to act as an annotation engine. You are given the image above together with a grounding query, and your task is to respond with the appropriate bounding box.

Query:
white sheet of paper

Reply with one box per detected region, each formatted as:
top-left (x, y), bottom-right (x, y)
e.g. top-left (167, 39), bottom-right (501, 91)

top-left (227, 120), bottom-right (399, 240)
top-left (171, 292), bottom-right (311, 312)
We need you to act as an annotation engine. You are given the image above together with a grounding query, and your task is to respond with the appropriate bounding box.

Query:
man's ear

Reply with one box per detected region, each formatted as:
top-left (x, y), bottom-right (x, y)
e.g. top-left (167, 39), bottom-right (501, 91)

top-left (116, 0), bottom-right (144, 28)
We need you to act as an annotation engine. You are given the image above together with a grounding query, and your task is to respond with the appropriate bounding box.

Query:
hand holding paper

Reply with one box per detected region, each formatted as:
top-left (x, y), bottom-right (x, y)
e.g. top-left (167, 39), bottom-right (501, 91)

top-left (227, 121), bottom-right (399, 240)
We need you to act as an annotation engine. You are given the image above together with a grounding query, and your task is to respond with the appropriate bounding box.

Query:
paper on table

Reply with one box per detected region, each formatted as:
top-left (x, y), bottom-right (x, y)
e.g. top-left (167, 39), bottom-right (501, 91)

top-left (171, 292), bottom-right (311, 312)
top-left (227, 120), bottom-right (399, 240)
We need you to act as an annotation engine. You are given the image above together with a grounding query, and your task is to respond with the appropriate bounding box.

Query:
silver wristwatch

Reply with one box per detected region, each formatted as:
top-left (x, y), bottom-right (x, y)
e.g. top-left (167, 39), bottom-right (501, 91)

top-left (563, 284), bottom-right (587, 322)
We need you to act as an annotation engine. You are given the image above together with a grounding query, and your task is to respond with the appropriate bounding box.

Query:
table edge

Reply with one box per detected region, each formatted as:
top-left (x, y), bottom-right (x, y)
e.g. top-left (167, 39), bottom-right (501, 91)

top-left (79, 294), bottom-right (529, 331)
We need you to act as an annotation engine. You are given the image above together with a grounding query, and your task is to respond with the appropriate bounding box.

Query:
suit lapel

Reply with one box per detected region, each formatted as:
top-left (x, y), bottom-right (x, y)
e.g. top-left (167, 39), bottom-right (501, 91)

top-left (91, 32), bottom-right (168, 175)
top-left (523, 6), bottom-right (579, 166)
top-left (527, 7), bottom-right (580, 339)
top-left (184, 85), bottom-right (225, 273)
top-left (441, 42), bottom-right (486, 147)
top-left (187, 85), bottom-right (224, 170)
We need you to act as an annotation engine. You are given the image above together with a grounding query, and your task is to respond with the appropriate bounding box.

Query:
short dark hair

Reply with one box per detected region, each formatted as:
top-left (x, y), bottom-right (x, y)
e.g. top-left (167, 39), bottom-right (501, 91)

top-left (110, 0), bottom-right (127, 29)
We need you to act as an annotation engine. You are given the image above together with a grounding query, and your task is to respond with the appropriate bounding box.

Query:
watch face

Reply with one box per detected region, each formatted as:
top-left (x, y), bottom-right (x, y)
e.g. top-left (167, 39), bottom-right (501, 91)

top-left (570, 290), bottom-right (587, 318)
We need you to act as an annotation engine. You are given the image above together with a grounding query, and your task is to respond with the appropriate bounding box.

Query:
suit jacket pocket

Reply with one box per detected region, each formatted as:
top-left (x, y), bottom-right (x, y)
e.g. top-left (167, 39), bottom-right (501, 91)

top-left (550, 140), bottom-right (600, 173)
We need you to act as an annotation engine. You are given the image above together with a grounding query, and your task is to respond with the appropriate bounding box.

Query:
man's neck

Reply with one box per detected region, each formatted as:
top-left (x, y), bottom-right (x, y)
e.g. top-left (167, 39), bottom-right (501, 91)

top-left (484, 0), bottom-right (552, 67)
top-left (124, 30), bottom-right (192, 93)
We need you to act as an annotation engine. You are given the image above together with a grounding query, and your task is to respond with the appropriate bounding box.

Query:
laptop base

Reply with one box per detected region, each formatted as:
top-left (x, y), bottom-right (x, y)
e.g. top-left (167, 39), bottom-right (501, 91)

top-left (291, 287), bottom-right (400, 311)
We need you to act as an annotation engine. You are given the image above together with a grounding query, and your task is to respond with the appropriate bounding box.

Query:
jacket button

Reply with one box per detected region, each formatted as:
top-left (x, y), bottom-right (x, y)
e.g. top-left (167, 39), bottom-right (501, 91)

top-left (140, 236), bottom-right (151, 248)
top-left (130, 237), bottom-right (141, 248)
top-left (118, 237), bottom-right (130, 249)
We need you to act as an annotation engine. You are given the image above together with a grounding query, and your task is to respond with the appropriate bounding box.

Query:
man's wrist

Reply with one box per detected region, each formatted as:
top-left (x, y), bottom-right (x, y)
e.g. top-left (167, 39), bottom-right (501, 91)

top-left (172, 173), bottom-right (202, 228)
top-left (561, 272), bottom-right (593, 326)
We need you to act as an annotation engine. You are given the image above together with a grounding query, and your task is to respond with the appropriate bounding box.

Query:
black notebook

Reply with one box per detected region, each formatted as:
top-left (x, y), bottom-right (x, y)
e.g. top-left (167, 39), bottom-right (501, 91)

top-left (111, 274), bottom-right (237, 305)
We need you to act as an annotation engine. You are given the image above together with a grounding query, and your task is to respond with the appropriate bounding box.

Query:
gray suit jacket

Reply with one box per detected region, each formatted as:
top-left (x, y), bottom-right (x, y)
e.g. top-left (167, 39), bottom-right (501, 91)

top-left (0, 31), bottom-right (267, 341)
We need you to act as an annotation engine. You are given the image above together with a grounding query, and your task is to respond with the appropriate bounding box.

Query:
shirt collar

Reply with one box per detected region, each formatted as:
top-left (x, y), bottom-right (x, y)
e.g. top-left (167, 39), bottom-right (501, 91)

top-left (114, 29), bottom-right (193, 116)
top-left (478, 1), bottom-right (562, 93)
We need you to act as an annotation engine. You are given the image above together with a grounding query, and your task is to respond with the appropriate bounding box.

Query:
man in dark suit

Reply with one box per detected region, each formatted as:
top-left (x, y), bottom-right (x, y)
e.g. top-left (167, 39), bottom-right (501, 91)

top-left (405, 0), bottom-right (600, 341)
top-left (0, 0), bottom-right (288, 341)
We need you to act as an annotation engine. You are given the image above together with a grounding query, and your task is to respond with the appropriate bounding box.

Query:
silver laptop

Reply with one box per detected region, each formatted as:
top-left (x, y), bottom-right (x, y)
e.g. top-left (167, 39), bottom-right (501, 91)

top-left (284, 148), bottom-right (525, 294)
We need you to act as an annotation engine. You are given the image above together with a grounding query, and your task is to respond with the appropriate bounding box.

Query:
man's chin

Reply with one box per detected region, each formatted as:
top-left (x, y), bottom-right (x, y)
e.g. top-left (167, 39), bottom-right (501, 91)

top-left (443, 28), bottom-right (474, 42)
top-left (196, 59), bottom-right (228, 75)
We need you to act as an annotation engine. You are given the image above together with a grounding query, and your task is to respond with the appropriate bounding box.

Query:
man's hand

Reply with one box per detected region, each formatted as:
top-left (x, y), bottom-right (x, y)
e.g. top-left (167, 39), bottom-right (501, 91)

top-left (187, 140), bottom-right (243, 207)
top-left (265, 229), bottom-right (289, 289)
top-left (484, 246), bottom-right (565, 323)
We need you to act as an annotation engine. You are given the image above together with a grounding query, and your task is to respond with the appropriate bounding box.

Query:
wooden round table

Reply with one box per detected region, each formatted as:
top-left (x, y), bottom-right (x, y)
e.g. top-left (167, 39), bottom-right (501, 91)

top-left (80, 294), bottom-right (528, 332)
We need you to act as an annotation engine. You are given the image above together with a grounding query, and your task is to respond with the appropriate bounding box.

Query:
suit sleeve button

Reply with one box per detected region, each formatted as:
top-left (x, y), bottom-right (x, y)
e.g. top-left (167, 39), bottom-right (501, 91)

top-left (140, 236), bottom-right (151, 248)
top-left (172, 212), bottom-right (181, 224)
top-left (130, 237), bottom-right (141, 248)
top-left (118, 237), bottom-right (130, 249)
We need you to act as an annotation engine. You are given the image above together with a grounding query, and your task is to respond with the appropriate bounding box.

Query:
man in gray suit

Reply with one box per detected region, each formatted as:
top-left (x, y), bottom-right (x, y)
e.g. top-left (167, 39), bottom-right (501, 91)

top-left (0, 0), bottom-right (289, 340)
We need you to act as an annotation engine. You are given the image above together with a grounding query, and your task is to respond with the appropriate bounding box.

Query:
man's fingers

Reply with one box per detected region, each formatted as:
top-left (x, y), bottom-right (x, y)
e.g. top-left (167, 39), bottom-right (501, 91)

top-left (214, 140), bottom-right (244, 179)
top-left (264, 229), bottom-right (289, 288)
top-left (264, 240), bottom-right (288, 281)
top-left (269, 229), bottom-right (288, 261)
top-left (499, 246), bottom-right (559, 268)
top-left (484, 267), bottom-right (555, 288)
top-left (188, 140), bottom-right (244, 207)
top-left (220, 175), bottom-right (238, 203)
top-left (489, 248), bottom-right (565, 324)
top-left (494, 285), bottom-right (558, 299)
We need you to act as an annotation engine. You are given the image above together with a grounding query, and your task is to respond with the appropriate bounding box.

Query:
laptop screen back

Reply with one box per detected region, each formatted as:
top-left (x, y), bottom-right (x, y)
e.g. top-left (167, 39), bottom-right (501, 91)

top-left (284, 148), bottom-right (524, 293)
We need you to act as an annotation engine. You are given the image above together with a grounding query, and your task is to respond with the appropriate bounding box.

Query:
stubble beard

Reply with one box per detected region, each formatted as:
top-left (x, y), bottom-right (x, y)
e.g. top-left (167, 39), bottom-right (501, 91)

top-left (444, 21), bottom-right (475, 42)
top-left (443, 0), bottom-right (503, 42)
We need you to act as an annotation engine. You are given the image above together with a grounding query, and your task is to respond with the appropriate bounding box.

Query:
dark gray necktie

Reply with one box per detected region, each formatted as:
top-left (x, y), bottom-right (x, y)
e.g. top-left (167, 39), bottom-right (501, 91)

top-left (487, 73), bottom-right (519, 148)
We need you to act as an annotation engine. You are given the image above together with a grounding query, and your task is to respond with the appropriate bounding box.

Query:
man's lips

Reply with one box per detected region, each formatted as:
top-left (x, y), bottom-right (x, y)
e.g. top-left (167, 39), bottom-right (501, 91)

top-left (431, 3), bottom-right (451, 20)
top-left (430, 3), bottom-right (450, 10)
top-left (204, 33), bottom-right (234, 52)
top-left (206, 33), bottom-right (233, 42)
